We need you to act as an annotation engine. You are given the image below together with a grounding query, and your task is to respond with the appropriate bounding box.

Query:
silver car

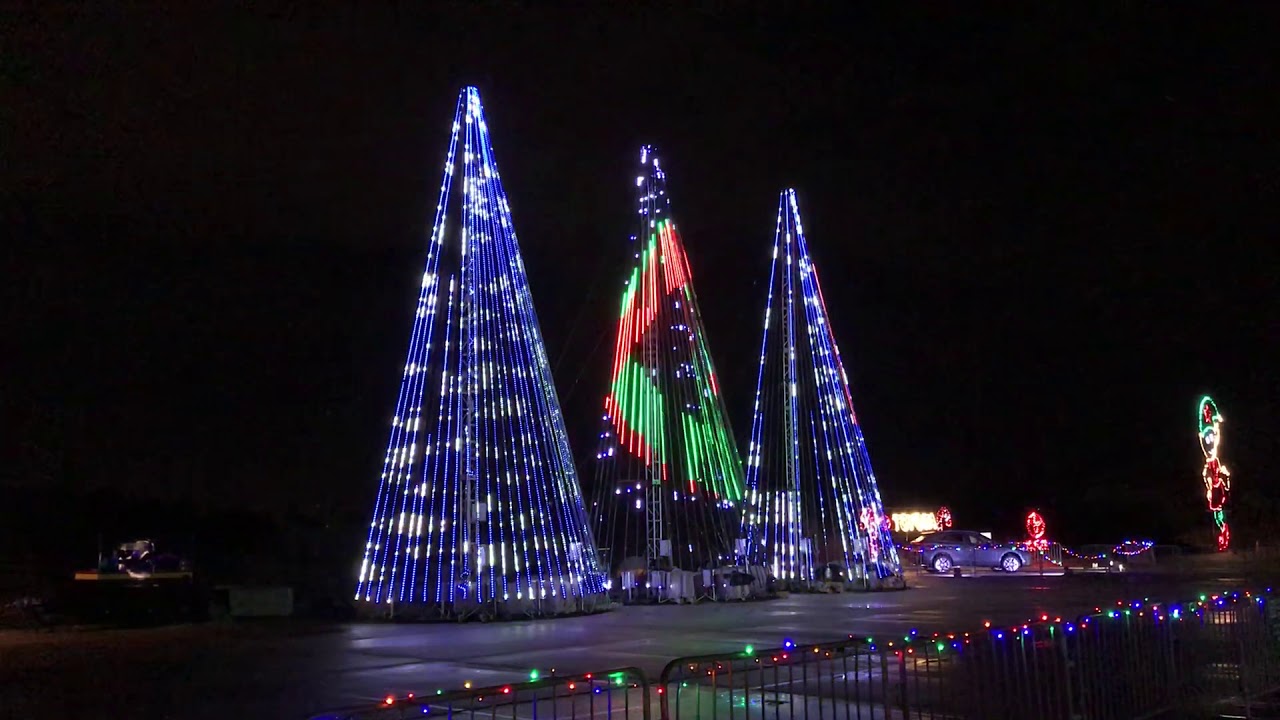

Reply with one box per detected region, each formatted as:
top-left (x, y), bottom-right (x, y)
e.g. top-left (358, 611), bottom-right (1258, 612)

top-left (909, 530), bottom-right (1033, 573)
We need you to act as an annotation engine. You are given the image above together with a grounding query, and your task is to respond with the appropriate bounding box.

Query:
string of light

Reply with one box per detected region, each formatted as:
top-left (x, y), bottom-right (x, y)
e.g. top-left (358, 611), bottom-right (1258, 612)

top-left (1060, 540), bottom-right (1155, 560)
top-left (368, 586), bottom-right (1274, 711)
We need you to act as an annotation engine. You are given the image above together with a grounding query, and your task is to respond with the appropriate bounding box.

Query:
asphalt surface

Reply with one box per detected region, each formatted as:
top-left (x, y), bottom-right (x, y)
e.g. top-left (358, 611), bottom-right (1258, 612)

top-left (0, 565), bottom-right (1265, 720)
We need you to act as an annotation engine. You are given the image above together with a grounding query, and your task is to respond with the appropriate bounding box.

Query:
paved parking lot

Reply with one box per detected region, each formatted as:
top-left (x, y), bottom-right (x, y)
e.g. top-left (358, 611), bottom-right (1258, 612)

top-left (0, 566), bottom-right (1263, 720)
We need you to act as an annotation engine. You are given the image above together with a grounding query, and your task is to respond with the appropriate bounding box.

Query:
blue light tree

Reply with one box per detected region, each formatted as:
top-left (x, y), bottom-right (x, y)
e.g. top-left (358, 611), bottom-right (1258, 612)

top-left (739, 190), bottom-right (902, 590)
top-left (356, 87), bottom-right (607, 619)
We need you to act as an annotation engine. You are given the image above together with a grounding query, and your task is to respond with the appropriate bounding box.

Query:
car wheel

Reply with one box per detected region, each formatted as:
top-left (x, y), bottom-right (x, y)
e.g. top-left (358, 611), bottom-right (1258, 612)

top-left (1000, 553), bottom-right (1023, 573)
top-left (932, 554), bottom-right (954, 573)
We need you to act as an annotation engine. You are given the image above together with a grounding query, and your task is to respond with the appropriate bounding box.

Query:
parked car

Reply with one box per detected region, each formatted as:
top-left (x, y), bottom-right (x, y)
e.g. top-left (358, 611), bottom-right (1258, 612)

top-left (909, 530), bottom-right (1033, 573)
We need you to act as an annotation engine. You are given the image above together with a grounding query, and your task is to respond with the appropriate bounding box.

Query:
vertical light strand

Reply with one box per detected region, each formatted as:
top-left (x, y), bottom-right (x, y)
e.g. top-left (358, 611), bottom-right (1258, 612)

top-left (479, 99), bottom-right (600, 599)
top-left (795, 189), bottom-right (900, 577)
top-left (792, 208), bottom-right (861, 576)
top-left (475, 109), bottom-right (530, 601)
top-left (740, 197), bottom-right (784, 562)
top-left (359, 89), bottom-right (465, 604)
top-left (427, 277), bottom-right (458, 603)
top-left (429, 275), bottom-right (459, 602)
top-left (443, 269), bottom-right (466, 605)
top-left (793, 187), bottom-right (898, 574)
top-left (476, 123), bottom-right (535, 599)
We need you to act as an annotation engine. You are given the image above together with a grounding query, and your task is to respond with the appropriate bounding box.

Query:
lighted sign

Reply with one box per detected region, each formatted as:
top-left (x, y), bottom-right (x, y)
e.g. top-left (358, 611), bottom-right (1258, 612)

top-left (890, 511), bottom-right (942, 534)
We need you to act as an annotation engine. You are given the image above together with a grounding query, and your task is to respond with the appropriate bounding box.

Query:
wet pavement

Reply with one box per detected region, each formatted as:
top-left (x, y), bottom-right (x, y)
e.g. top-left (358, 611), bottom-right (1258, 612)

top-left (0, 567), bottom-right (1261, 720)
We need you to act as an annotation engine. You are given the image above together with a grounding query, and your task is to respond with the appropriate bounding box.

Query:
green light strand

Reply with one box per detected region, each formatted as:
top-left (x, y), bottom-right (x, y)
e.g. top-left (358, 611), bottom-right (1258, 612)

top-left (611, 359), bottom-right (666, 465)
top-left (619, 265), bottom-right (639, 317)
top-left (676, 287), bottom-right (745, 500)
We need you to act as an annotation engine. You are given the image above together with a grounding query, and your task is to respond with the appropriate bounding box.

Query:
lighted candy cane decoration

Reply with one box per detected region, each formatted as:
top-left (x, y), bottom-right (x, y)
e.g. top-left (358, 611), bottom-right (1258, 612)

top-left (1198, 396), bottom-right (1232, 551)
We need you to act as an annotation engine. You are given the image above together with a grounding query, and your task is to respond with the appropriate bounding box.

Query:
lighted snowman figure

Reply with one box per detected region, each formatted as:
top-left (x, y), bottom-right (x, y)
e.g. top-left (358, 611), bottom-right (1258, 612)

top-left (1198, 396), bottom-right (1231, 551)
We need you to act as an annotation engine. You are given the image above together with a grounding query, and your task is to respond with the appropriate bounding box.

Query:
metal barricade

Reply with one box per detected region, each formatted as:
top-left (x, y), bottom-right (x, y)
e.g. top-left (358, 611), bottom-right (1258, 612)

top-left (1037, 542), bottom-right (1065, 573)
top-left (657, 592), bottom-right (1280, 719)
top-left (1043, 593), bottom-right (1280, 719)
top-left (310, 667), bottom-right (651, 720)
top-left (305, 590), bottom-right (1279, 720)
top-left (658, 637), bottom-right (966, 719)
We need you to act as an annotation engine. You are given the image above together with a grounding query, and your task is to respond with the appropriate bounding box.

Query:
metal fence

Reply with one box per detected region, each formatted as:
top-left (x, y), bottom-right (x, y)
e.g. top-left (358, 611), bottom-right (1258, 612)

top-left (308, 591), bottom-right (1280, 720)
top-left (658, 637), bottom-right (959, 719)
top-left (657, 591), bottom-right (1280, 719)
top-left (309, 667), bottom-right (651, 720)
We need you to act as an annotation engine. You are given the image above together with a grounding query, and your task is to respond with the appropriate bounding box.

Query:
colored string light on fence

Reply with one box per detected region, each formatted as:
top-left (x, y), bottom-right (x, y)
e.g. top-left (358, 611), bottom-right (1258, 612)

top-left (1198, 396), bottom-right (1231, 551)
top-left (1060, 539), bottom-right (1155, 560)
top-left (358, 586), bottom-right (1270, 713)
top-left (857, 587), bottom-right (1268, 651)
top-left (354, 87), bottom-right (607, 614)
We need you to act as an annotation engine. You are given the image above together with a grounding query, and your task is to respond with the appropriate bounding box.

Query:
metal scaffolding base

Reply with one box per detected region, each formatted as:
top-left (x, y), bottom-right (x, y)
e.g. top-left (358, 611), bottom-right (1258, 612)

top-left (611, 565), bottom-right (776, 604)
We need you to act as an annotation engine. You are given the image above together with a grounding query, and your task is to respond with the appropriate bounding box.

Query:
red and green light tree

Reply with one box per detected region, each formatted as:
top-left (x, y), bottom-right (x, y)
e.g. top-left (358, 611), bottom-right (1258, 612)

top-left (591, 146), bottom-right (744, 578)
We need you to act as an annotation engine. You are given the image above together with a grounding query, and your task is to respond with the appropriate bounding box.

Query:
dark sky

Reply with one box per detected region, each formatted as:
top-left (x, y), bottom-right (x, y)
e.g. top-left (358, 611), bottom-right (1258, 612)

top-left (6, 3), bottom-right (1278, 543)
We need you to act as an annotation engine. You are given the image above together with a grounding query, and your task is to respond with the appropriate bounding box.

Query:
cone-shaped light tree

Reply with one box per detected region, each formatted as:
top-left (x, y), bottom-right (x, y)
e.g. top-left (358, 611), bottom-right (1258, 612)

top-left (355, 88), bottom-right (607, 618)
top-left (590, 146), bottom-right (745, 584)
top-left (739, 190), bottom-right (901, 589)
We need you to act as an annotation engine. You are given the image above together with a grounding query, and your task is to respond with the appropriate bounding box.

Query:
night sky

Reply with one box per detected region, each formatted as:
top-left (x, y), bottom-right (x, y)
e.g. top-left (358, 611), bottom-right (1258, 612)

top-left (7, 4), bottom-right (1279, 547)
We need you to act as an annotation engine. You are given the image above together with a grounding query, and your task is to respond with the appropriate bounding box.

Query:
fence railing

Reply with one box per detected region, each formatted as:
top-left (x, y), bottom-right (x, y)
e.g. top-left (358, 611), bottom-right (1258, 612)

top-left (309, 590), bottom-right (1280, 720)
top-left (658, 591), bottom-right (1280, 719)
top-left (309, 666), bottom-right (650, 720)
top-left (658, 637), bottom-right (963, 719)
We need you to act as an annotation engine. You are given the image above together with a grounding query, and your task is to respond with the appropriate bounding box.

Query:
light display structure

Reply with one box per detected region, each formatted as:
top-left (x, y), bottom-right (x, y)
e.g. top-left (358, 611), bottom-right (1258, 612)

top-left (355, 87), bottom-right (607, 619)
top-left (739, 189), bottom-right (902, 590)
top-left (1025, 510), bottom-right (1047, 552)
top-left (1198, 396), bottom-right (1231, 551)
top-left (935, 506), bottom-right (953, 531)
top-left (590, 146), bottom-right (745, 599)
